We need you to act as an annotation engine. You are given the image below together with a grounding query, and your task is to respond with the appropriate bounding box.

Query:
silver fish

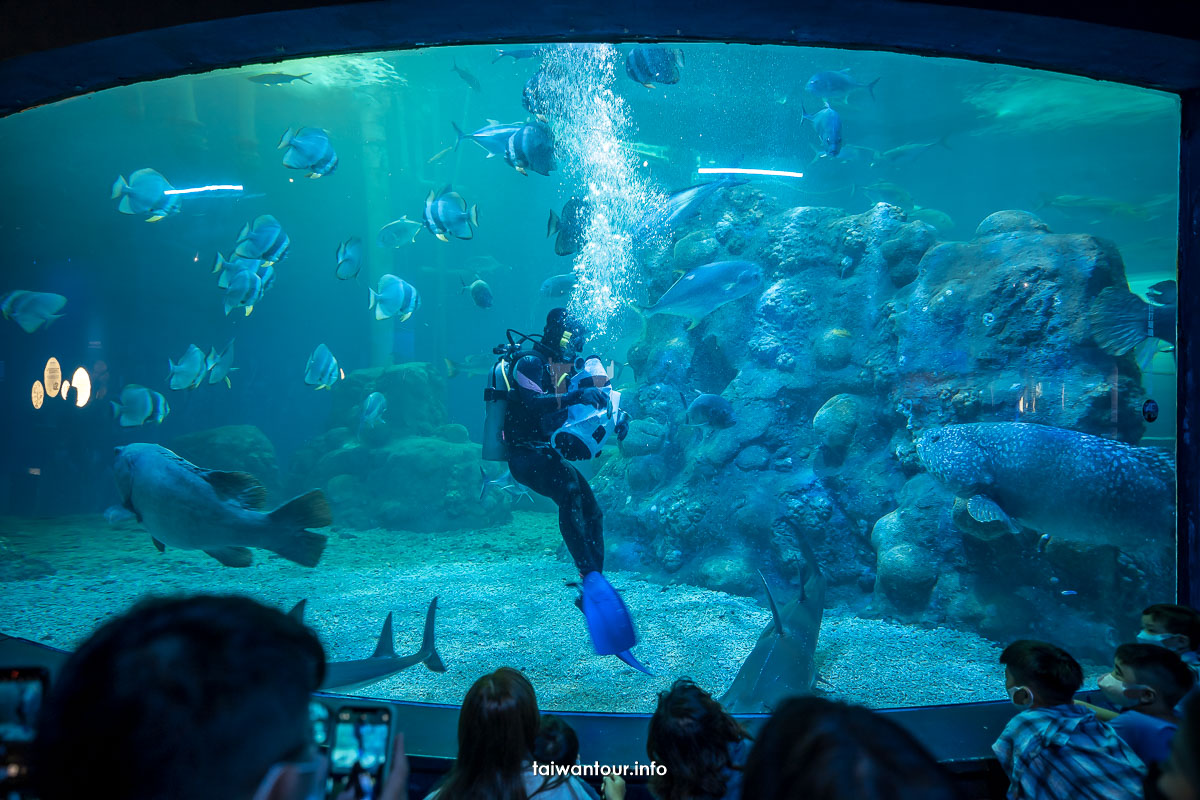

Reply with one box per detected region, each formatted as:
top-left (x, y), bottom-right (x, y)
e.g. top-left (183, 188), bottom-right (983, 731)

top-left (0, 291), bottom-right (66, 333)
top-left (640, 260), bottom-right (763, 329)
top-left (336, 237), bottom-right (364, 280)
top-left (207, 340), bottom-right (236, 387)
top-left (235, 215), bottom-right (290, 264)
top-left (633, 177), bottom-right (743, 244)
top-left (540, 273), bottom-right (576, 298)
top-left (113, 443), bottom-right (331, 567)
top-left (167, 345), bottom-right (209, 390)
top-left (916, 423), bottom-right (1175, 551)
top-left (805, 69), bottom-right (879, 102)
top-left (451, 59), bottom-right (481, 92)
top-left (111, 384), bottom-right (169, 427)
top-left (423, 186), bottom-right (479, 241)
top-left (492, 47), bottom-right (543, 63)
top-left (304, 343), bottom-right (342, 390)
top-left (278, 127), bottom-right (338, 177)
top-left (369, 274), bottom-right (420, 321)
top-left (248, 72), bottom-right (311, 85)
top-left (361, 392), bottom-right (387, 428)
top-left (377, 216), bottom-right (423, 247)
top-left (111, 168), bottom-right (181, 221)
top-left (452, 119), bottom-right (523, 158)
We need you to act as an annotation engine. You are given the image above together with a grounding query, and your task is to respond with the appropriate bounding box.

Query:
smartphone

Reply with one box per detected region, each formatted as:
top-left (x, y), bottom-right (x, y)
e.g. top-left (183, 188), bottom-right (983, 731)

top-left (0, 667), bottom-right (50, 789)
top-left (325, 706), bottom-right (391, 799)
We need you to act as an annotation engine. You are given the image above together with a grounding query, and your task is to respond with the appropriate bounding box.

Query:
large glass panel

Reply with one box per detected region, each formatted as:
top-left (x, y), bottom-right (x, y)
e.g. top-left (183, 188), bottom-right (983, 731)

top-left (0, 43), bottom-right (1179, 712)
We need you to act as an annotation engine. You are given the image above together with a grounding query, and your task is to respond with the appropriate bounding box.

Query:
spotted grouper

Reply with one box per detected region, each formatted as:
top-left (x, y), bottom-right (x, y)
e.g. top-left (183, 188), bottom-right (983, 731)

top-left (114, 443), bottom-right (331, 567)
top-left (915, 422), bottom-right (1174, 550)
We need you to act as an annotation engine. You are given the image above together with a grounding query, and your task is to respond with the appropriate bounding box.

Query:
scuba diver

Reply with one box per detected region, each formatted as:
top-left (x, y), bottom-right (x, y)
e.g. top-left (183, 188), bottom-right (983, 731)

top-left (483, 308), bottom-right (650, 674)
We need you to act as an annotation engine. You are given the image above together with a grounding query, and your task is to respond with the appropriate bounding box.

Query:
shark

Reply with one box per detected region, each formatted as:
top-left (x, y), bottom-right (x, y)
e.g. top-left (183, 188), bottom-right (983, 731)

top-left (289, 597), bottom-right (446, 692)
top-left (720, 521), bottom-right (826, 713)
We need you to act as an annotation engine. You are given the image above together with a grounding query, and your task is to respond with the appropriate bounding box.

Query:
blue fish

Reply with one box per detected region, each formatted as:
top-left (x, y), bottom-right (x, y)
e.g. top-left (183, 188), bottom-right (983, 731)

top-left (805, 70), bottom-right (879, 102)
top-left (304, 343), bottom-right (342, 390)
top-left (235, 215), bottom-right (290, 265)
top-left (167, 345), bottom-right (209, 390)
top-left (462, 277), bottom-right (493, 309)
top-left (423, 186), bottom-right (479, 242)
top-left (369, 274), bottom-right (420, 321)
top-left (111, 384), bottom-right (169, 427)
top-left (504, 121), bottom-right (556, 176)
top-left (336, 237), bottom-right (364, 281)
top-left (213, 252), bottom-right (264, 289)
top-left (685, 393), bottom-right (736, 428)
top-left (625, 45), bottom-right (684, 88)
top-left (111, 168), bottom-right (181, 222)
top-left (548, 198), bottom-right (591, 257)
top-left (224, 269), bottom-right (263, 316)
top-left (640, 260), bottom-right (763, 330)
top-left (802, 100), bottom-right (843, 158)
top-left (207, 340), bottom-right (237, 388)
top-left (278, 127), bottom-right (338, 177)
top-left (0, 291), bottom-right (66, 333)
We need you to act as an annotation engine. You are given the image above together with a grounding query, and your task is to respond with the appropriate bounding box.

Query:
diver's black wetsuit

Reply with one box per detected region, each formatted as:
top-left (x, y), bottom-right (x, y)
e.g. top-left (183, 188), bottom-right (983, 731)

top-left (504, 350), bottom-right (605, 576)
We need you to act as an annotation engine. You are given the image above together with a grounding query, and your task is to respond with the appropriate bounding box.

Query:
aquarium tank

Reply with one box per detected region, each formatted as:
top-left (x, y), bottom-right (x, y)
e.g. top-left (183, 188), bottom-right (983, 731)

top-left (0, 42), bottom-right (1181, 714)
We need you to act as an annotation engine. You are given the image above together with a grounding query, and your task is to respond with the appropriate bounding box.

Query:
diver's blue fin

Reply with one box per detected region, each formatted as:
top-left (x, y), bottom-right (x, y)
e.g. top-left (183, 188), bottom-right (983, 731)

top-left (578, 571), bottom-right (638, 655)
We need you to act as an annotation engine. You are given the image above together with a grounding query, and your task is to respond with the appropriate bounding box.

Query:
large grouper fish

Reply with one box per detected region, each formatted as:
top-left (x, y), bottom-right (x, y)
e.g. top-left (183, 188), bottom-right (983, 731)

top-left (114, 443), bottom-right (332, 567)
top-left (915, 423), bottom-right (1175, 549)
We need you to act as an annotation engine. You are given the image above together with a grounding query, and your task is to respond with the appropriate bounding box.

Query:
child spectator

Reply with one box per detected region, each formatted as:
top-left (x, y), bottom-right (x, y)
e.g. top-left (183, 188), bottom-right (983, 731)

top-left (1156, 690), bottom-right (1199, 800)
top-left (532, 715), bottom-right (601, 800)
top-left (645, 678), bottom-right (750, 800)
top-left (739, 696), bottom-right (961, 800)
top-left (994, 640), bottom-right (1145, 800)
top-left (1076, 643), bottom-right (1196, 768)
top-left (1141, 604), bottom-right (1200, 679)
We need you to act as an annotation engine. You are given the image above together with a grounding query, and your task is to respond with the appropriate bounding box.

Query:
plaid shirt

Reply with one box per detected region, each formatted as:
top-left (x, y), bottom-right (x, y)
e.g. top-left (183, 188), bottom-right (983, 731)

top-left (992, 704), bottom-right (1146, 800)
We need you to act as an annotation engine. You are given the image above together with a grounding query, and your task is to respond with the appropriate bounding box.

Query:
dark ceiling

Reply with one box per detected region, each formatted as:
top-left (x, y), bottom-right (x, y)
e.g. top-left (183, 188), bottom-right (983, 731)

top-left (0, 0), bottom-right (1197, 116)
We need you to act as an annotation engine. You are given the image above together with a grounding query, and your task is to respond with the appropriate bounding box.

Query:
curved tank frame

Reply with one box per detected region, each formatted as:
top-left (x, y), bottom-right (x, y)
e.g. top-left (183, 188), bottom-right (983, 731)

top-left (1, 0), bottom-right (1197, 771)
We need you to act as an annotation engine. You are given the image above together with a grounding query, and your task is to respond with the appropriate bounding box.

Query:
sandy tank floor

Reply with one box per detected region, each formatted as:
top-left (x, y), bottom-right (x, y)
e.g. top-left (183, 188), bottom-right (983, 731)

top-left (0, 510), bottom-right (1111, 712)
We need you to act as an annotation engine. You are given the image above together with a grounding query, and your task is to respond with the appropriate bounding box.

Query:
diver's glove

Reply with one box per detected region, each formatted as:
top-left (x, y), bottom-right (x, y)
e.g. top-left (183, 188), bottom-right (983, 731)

top-left (567, 387), bottom-right (608, 409)
top-left (614, 411), bottom-right (630, 441)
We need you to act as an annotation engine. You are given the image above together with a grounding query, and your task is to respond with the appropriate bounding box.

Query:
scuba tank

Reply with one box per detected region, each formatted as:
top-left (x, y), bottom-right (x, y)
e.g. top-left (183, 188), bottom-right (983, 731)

top-left (481, 328), bottom-right (543, 462)
top-left (481, 357), bottom-right (512, 462)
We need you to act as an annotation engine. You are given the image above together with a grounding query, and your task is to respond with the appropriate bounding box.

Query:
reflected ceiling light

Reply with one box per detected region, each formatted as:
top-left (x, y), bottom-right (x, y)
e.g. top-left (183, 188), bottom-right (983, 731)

top-left (70, 366), bottom-right (92, 407)
top-left (164, 184), bottom-right (244, 195)
top-left (61, 379), bottom-right (70, 397)
top-left (698, 167), bottom-right (805, 178)
top-left (31, 380), bottom-right (44, 410)
top-left (43, 358), bottom-right (62, 396)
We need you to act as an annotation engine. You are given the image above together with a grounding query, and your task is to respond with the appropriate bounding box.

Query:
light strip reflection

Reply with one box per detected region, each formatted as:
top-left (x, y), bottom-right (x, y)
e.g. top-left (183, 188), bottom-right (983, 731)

top-left (164, 184), bottom-right (245, 195)
top-left (698, 167), bottom-right (805, 178)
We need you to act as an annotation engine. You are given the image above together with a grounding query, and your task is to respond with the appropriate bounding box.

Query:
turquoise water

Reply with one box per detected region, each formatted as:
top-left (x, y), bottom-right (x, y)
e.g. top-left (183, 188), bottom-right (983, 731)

top-left (0, 43), bottom-right (1181, 712)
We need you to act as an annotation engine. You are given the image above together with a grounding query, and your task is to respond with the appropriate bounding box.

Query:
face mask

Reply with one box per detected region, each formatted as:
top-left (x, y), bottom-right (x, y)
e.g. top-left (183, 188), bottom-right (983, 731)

top-left (1008, 685), bottom-right (1034, 709)
top-left (1137, 630), bottom-right (1188, 654)
top-left (1099, 672), bottom-right (1150, 709)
